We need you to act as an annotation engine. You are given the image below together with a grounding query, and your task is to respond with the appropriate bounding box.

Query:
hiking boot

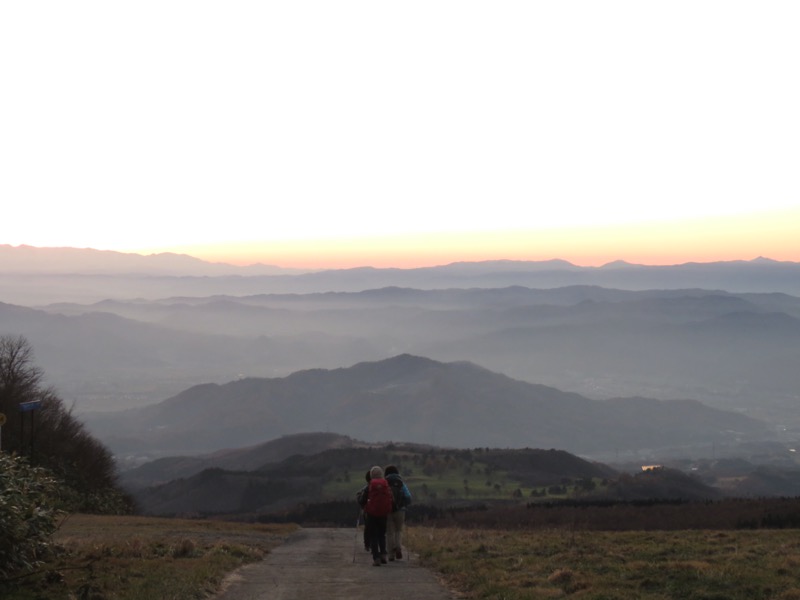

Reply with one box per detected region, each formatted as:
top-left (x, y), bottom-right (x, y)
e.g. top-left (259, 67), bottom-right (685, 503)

top-left (380, 554), bottom-right (388, 564)
top-left (372, 558), bottom-right (381, 567)
top-left (395, 549), bottom-right (403, 560)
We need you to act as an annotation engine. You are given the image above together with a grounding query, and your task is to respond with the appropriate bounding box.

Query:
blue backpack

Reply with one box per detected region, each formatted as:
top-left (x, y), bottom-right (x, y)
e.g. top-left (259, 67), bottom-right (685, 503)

top-left (388, 476), bottom-right (409, 510)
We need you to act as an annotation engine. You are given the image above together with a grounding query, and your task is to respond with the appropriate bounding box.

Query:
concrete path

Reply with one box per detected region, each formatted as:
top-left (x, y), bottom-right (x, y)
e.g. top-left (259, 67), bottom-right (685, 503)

top-left (214, 527), bottom-right (457, 600)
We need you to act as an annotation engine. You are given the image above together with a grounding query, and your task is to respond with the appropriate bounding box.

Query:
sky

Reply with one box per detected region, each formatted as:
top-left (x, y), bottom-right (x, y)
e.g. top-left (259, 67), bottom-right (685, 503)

top-left (1, 1), bottom-right (798, 269)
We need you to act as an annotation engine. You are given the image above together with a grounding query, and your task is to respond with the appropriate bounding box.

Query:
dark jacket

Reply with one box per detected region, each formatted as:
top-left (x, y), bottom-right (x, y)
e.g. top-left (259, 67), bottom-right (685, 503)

top-left (356, 484), bottom-right (369, 508)
top-left (385, 473), bottom-right (412, 511)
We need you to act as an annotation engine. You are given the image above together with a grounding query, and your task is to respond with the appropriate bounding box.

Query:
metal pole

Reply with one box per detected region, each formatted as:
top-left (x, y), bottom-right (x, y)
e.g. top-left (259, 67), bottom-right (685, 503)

top-left (30, 410), bottom-right (35, 460)
top-left (353, 510), bottom-right (362, 563)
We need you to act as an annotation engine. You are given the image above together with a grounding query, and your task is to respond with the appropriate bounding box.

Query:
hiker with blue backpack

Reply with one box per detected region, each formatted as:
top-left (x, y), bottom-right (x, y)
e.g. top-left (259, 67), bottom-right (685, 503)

top-left (357, 465), bottom-right (394, 566)
top-left (384, 464), bottom-right (412, 561)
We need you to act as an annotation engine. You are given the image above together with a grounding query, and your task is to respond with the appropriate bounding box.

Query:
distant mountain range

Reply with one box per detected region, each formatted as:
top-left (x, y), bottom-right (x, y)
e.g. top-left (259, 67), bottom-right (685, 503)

top-left (3, 284), bottom-right (799, 431)
top-left (86, 355), bottom-right (771, 461)
top-left (1, 246), bottom-right (800, 305)
top-left (2, 246), bottom-right (798, 468)
top-left (0, 244), bottom-right (299, 276)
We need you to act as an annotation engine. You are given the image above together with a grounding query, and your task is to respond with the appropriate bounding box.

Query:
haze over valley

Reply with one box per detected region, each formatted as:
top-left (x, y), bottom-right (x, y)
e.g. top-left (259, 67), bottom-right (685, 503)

top-left (2, 243), bottom-right (800, 518)
top-left (2, 247), bottom-right (799, 432)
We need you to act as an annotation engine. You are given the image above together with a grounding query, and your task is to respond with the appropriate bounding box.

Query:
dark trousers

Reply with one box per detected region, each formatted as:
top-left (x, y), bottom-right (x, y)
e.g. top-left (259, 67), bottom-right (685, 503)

top-left (367, 515), bottom-right (387, 560)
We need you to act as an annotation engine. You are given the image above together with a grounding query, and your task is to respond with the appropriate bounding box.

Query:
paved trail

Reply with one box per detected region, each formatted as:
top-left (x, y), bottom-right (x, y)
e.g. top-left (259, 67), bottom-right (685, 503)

top-left (214, 527), bottom-right (457, 600)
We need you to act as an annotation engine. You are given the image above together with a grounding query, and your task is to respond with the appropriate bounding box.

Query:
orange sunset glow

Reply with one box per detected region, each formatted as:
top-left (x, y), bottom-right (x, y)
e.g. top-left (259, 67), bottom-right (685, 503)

top-left (1, 3), bottom-right (798, 269)
top-left (155, 207), bottom-right (800, 270)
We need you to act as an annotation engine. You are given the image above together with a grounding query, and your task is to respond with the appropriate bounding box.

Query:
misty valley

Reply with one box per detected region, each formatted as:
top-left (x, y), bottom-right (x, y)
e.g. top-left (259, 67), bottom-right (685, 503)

top-left (2, 248), bottom-right (800, 520)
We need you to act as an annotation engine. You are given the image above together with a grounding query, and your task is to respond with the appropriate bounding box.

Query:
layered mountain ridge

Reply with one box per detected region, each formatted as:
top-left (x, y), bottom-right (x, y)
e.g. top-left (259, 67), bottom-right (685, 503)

top-left (88, 354), bottom-right (770, 460)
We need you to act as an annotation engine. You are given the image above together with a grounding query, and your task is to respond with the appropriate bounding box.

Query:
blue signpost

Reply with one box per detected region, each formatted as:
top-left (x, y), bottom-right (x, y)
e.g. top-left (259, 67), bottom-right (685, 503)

top-left (19, 400), bottom-right (42, 457)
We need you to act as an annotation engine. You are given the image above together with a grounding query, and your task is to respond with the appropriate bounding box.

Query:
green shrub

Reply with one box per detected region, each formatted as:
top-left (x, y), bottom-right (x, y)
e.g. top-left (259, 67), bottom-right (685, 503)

top-left (0, 453), bottom-right (64, 581)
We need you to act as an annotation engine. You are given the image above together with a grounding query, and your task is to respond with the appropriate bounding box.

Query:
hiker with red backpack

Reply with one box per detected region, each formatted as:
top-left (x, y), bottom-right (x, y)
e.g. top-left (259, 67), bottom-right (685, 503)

top-left (357, 465), bottom-right (393, 566)
top-left (384, 464), bottom-right (412, 561)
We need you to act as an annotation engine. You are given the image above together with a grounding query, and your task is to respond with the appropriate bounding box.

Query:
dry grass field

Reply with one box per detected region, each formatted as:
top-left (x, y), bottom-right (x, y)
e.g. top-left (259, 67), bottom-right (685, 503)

top-left (2, 514), bottom-right (296, 600)
top-left (407, 526), bottom-right (800, 600)
top-left (7, 514), bottom-right (800, 599)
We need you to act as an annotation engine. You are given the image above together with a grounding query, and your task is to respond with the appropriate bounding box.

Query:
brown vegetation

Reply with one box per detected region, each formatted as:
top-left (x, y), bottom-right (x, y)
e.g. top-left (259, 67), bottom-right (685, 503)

top-left (407, 526), bottom-right (800, 599)
top-left (1, 514), bottom-right (296, 600)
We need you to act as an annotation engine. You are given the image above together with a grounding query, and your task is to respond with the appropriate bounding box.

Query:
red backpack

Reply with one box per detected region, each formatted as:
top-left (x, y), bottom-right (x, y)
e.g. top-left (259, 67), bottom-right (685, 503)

top-left (365, 477), bottom-right (393, 517)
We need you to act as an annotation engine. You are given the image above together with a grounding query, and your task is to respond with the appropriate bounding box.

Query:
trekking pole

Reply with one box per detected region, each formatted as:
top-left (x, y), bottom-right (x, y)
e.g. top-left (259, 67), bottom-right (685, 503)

top-left (352, 510), bottom-right (361, 563)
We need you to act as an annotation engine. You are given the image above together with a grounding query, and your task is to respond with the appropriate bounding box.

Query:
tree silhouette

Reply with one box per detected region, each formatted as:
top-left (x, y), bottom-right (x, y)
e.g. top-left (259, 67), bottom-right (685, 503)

top-left (0, 335), bottom-right (129, 512)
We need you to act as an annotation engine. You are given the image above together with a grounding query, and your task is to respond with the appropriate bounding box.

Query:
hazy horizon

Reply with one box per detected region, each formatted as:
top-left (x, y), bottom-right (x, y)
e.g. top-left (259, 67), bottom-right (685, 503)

top-left (2, 3), bottom-right (798, 269)
top-left (1, 242), bottom-right (797, 273)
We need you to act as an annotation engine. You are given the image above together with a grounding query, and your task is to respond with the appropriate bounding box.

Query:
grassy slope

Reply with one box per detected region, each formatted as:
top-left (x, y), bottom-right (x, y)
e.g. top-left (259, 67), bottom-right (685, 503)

top-left (7, 515), bottom-right (800, 600)
top-left (407, 526), bottom-right (800, 600)
top-left (320, 447), bottom-right (614, 504)
top-left (1, 515), bottom-right (296, 600)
